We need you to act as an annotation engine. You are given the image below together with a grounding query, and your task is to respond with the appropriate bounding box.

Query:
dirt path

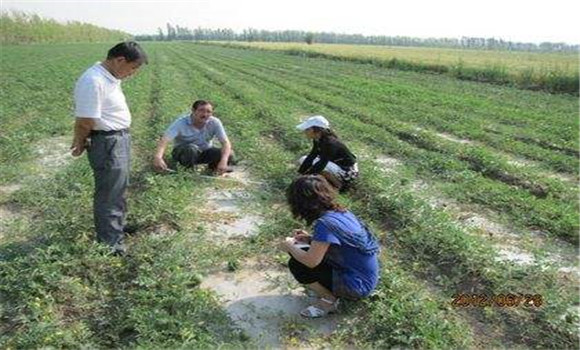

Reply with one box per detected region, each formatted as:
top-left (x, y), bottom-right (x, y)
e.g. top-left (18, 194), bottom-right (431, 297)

top-left (202, 261), bottom-right (340, 348)
top-left (34, 136), bottom-right (72, 176)
top-left (432, 130), bottom-right (578, 184)
top-left (198, 164), bottom-right (340, 348)
top-left (435, 131), bottom-right (473, 144)
top-left (0, 136), bottom-right (71, 242)
top-left (412, 126), bottom-right (578, 185)
top-left (374, 154), bottom-right (579, 277)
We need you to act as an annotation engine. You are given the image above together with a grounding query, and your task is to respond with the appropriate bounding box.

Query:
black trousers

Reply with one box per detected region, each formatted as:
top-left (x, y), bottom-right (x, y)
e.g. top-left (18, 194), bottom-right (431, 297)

top-left (172, 144), bottom-right (234, 170)
top-left (288, 256), bottom-right (334, 293)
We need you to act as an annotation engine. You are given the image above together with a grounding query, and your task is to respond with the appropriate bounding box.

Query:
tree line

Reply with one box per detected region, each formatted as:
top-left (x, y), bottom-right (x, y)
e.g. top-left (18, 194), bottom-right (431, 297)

top-left (1, 11), bottom-right (130, 44)
top-left (1, 10), bottom-right (576, 53)
top-left (135, 23), bottom-right (578, 53)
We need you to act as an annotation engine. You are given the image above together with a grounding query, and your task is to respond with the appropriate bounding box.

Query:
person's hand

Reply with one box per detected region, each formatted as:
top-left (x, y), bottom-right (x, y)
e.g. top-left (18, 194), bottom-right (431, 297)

top-left (279, 237), bottom-right (296, 252)
top-left (153, 156), bottom-right (168, 172)
top-left (216, 159), bottom-right (229, 176)
top-left (70, 140), bottom-right (86, 157)
top-left (293, 229), bottom-right (311, 243)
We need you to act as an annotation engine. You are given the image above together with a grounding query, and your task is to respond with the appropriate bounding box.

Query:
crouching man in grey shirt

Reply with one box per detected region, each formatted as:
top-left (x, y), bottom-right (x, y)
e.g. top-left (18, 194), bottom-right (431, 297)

top-left (153, 100), bottom-right (234, 175)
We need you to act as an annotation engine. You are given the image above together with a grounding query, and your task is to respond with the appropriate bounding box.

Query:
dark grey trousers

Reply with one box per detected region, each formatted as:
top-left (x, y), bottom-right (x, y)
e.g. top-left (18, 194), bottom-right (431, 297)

top-left (171, 144), bottom-right (234, 170)
top-left (87, 131), bottom-right (130, 246)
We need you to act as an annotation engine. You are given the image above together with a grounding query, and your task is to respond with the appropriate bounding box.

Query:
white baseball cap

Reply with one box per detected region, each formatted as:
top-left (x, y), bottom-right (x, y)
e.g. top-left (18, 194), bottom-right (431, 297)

top-left (296, 115), bottom-right (330, 131)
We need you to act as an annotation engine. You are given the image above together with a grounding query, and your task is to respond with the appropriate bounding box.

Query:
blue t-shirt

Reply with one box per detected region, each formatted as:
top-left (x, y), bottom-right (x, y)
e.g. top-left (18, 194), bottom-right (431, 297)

top-left (312, 210), bottom-right (379, 298)
top-left (164, 113), bottom-right (227, 150)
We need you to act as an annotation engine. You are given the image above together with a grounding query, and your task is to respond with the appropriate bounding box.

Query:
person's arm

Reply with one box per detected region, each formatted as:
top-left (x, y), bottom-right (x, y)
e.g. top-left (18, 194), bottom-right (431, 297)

top-left (293, 229), bottom-right (311, 243)
top-left (153, 135), bottom-right (171, 171)
top-left (214, 119), bottom-right (232, 175)
top-left (216, 136), bottom-right (232, 175)
top-left (307, 140), bottom-right (331, 174)
top-left (283, 239), bottom-right (330, 268)
top-left (71, 118), bottom-right (95, 157)
top-left (298, 142), bottom-right (318, 174)
top-left (307, 156), bottom-right (329, 174)
top-left (154, 117), bottom-right (182, 171)
top-left (72, 76), bottom-right (101, 156)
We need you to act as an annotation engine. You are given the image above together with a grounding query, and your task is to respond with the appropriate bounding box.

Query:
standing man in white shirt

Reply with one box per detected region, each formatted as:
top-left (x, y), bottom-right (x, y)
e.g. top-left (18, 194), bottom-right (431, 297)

top-left (71, 41), bottom-right (148, 255)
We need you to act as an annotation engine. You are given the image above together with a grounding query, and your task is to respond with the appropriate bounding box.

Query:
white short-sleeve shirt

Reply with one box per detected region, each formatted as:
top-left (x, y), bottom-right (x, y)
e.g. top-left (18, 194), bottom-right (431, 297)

top-left (74, 62), bottom-right (131, 131)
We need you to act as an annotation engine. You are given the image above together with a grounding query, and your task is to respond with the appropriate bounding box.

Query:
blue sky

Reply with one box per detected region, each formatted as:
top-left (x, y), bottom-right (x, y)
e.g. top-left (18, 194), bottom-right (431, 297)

top-left (3, 0), bottom-right (579, 44)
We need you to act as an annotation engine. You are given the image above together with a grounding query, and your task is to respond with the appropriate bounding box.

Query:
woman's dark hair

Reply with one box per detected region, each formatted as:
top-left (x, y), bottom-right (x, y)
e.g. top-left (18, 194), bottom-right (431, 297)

top-left (286, 175), bottom-right (344, 225)
top-left (192, 99), bottom-right (213, 110)
top-left (311, 126), bottom-right (338, 139)
top-left (107, 41), bottom-right (148, 64)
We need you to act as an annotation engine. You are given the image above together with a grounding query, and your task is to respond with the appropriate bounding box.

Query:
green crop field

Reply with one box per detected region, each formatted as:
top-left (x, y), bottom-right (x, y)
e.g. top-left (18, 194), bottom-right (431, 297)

top-left (1, 42), bottom-right (578, 349)
top-left (219, 41), bottom-right (579, 74)
top-left (216, 41), bottom-right (580, 94)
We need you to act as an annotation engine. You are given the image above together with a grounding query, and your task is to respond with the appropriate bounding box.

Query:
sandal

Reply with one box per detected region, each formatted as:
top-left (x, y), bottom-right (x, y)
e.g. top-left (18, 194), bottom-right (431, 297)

top-left (300, 297), bottom-right (339, 318)
top-left (304, 288), bottom-right (319, 298)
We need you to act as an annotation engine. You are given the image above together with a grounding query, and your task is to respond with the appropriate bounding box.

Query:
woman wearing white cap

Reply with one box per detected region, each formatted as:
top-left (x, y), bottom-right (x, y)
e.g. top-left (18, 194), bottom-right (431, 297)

top-left (296, 115), bottom-right (359, 191)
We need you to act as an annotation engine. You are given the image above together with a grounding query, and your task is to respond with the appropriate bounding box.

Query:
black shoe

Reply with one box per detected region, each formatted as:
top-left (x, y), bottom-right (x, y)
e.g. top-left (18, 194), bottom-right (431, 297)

top-left (110, 242), bottom-right (127, 256)
top-left (123, 224), bottom-right (140, 236)
top-left (339, 180), bottom-right (357, 193)
top-left (205, 166), bottom-right (234, 175)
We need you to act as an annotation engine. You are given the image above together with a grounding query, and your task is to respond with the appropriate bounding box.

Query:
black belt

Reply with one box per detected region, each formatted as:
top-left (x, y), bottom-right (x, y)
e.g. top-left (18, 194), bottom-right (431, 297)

top-left (90, 129), bottom-right (129, 136)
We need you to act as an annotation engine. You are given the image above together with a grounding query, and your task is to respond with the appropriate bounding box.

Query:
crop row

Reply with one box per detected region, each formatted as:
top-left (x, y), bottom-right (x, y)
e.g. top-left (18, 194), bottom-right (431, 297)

top-left (179, 44), bottom-right (578, 244)
top-left (1, 42), bottom-right (576, 348)
top-left (214, 42), bottom-right (579, 94)
top-left (0, 45), bottom-right (246, 349)
top-left (164, 43), bottom-right (578, 348)
top-left (200, 43), bottom-right (579, 173)
top-left (195, 45), bottom-right (578, 194)
top-left (0, 44), bottom-right (111, 183)
top-left (163, 44), bottom-right (477, 348)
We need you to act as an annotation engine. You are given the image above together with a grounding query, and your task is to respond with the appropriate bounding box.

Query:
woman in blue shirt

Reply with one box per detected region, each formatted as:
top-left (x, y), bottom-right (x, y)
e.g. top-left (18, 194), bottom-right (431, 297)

top-left (280, 175), bottom-right (380, 318)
